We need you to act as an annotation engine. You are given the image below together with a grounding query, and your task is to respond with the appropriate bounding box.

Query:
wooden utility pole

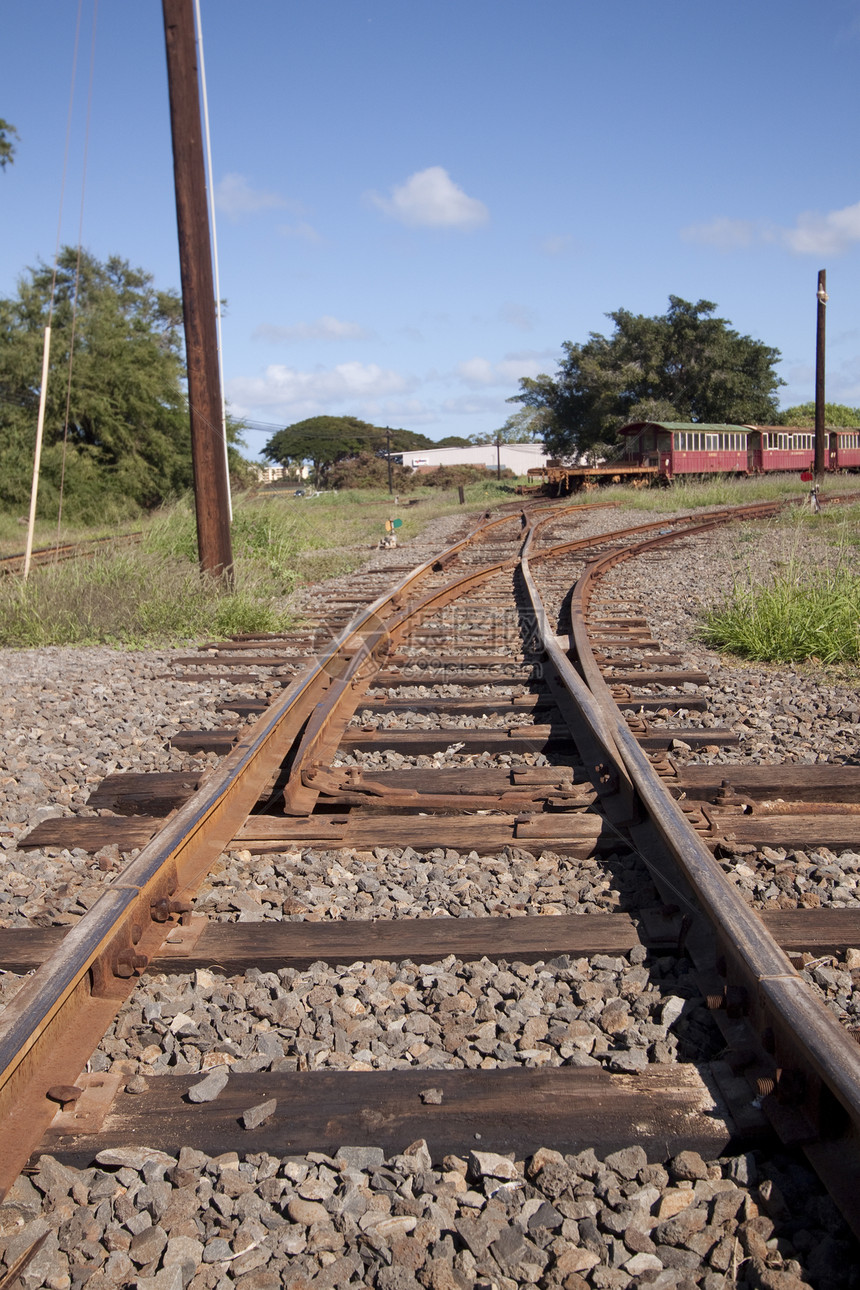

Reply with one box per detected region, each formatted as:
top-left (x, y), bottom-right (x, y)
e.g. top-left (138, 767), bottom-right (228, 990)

top-left (814, 269), bottom-right (827, 480)
top-left (163, 0), bottom-right (233, 579)
top-left (386, 427), bottom-right (393, 495)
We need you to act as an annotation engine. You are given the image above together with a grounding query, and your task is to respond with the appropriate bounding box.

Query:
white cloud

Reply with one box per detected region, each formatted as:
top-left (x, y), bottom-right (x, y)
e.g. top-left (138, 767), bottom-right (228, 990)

top-left (456, 353), bottom-right (553, 388)
top-left (214, 173), bottom-right (288, 221)
top-left (783, 200), bottom-right (860, 255)
top-left (278, 221), bottom-right (322, 244)
top-left (253, 317), bottom-right (370, 343)
top-left (681, 217), bottom-right (758, 250)
top-left (368, 166), bottom-right (488, 229)
top-left (226, 361), bottom-right (414, 419)
top-left (441, 392), bottom-right (511, 416)
top-left (499, 302), bottom-right (537, 332)
top-left (681, 199), bottom-right (860, 256)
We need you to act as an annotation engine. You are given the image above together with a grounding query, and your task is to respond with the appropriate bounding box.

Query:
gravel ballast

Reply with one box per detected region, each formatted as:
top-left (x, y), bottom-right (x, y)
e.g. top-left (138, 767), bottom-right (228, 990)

top-left (1, 501), bottom-right (859, 1288)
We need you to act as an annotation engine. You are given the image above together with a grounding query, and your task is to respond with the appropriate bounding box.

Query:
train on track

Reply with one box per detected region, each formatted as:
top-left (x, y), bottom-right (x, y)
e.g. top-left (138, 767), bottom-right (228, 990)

top-left (528, 420), bottom-right (860, 492)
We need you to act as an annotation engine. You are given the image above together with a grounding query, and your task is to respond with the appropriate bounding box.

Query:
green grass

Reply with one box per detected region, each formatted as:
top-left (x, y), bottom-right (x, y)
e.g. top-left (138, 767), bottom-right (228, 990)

top-left (590, 472), bottom-right (860, 513)
top-left (8, 475), bottom-right (854, 651)
top-left (0, 550), bottom-right (294, 647)
top-left (701, 554), bottom-right (860, 666)
top-left (0, 481), bottom-right (524, 647)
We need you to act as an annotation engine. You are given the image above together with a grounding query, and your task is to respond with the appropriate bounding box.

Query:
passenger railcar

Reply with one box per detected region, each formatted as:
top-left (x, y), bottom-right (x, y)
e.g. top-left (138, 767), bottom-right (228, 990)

top-left (618, 421), bottom-right (860, 479)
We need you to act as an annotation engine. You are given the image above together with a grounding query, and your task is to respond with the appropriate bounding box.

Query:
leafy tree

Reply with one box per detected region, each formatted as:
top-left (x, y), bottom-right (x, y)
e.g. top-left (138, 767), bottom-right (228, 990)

top-left (512, 296), bottom-right (783, 459)
top-left (0, 118), bottom-right (17, 169)
top-left (327, 451), bottom-right (415, 491)
top-left (470, 406), bottom-right (554, 445)
top-left (0, 247), bottom-right (196, 519)
top-left (775, 402), bottom-right (860, 426)
top-left (436, 435), bottom-right (471, 447)
top-left (263, 416), bottom-right (433, 481)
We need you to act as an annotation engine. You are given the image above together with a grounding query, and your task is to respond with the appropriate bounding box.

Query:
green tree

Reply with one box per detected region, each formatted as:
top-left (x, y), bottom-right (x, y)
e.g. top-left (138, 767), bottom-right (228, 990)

top-left (512, 296), bottom-right (783, 459)
top-left (470, 406), bottom-right (554, 445)
top-left (0, 118), bottom-right (17, 169)
top-left (263, 416), bottom-right (433, 481)
top-left (775, 402), bottom-right (860, 426)
top-left (0, 247), bottom-right (195, 519)
top-left (436, 435), bottom-right (471, 447)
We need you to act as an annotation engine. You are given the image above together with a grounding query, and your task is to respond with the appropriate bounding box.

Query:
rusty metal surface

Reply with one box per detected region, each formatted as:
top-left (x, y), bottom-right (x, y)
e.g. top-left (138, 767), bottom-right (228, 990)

top-left (557, 509), bottom-right (860, 1234)
top-left (0, 507), bottom-right (523, 1194)
top-left (4, 494), bottom-right (860, 1238)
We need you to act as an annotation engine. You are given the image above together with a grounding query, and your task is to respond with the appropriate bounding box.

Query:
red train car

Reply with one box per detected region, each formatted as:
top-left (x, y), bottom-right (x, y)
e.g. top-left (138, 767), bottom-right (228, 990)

top-left (744, 426), bottom-right (817, 473)
top-left (826, 427), bottom-right (860, 471)
top-left (619, 421), bottom-right (860, 479)
top-left (619, 422), bottom-right (750, 478)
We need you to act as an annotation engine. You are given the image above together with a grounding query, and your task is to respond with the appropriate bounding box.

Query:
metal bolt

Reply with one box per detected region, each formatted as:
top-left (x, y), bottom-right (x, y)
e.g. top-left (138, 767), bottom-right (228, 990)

top-left (46, 1085), bottom-right (83, 1112)
top-left (115, 950), bottom-right (148, 978)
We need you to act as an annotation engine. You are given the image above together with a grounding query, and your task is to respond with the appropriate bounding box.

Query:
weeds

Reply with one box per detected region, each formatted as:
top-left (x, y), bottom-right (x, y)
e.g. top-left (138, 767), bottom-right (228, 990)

top-left (0, 483), bottom-right (521, 647)
top-left (702, 554), bottom-right (860, 664)
top-left (0, 550), bottom-right (292, 647)
top-left (594, 474), bottom-right (857, 514)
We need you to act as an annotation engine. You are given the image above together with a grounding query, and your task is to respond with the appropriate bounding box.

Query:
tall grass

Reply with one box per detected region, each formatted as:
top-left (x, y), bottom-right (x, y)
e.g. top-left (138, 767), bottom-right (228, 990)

top-left (0, 482), bottom-right (523, 647)
top-left (593, 473), bottom-right (856, 513)
top-left (0, 550), bottom-right (294, 647)
top-left (702, 555), bottom-right (860, 665)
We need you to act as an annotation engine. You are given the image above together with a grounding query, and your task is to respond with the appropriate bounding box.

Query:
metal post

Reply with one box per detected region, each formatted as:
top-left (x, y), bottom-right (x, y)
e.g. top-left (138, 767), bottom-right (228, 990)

top-left (815, 269), bottom-right (827, 481)
top-left (386, 427), bottom-right (393, 495)
top-left (496, 437), bottom-right (501, 480)
top-left (163, 0), bottom-right (233, 580)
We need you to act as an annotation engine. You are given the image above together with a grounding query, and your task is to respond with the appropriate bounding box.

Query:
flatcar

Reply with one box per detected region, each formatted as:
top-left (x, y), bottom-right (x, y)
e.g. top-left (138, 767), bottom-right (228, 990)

top-left (618, 421), bottom-right (860, 479)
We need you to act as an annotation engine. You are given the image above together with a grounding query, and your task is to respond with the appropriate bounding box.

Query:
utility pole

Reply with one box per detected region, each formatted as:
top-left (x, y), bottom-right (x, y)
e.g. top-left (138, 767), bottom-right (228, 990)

top-left (163, 0), bottom-right (233, 579)
top-left (815, 269), bottom-right (827, 481)
top-left (386, 427), bottom-right (393, 495)
top-left (496, 437), bottom-right (501, 480)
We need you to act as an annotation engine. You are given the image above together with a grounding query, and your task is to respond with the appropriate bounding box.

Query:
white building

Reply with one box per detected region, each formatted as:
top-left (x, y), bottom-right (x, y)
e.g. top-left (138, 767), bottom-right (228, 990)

top-left (395, 443), bottom-right (549, 474)
top-left (252, 463), bottom-right (310, 483)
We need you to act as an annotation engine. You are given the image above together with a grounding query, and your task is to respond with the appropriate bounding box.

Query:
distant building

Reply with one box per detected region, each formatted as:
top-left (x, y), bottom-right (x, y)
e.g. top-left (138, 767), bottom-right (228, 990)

top-left (393, 443), bottom-right (549, 474)
top-left (251, 463), bottom-right (309, 483)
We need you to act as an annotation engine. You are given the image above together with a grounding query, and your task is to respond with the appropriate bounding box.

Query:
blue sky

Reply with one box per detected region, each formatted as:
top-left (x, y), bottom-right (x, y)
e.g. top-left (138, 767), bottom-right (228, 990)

top-left (3, 0), bottom-right (859, 461)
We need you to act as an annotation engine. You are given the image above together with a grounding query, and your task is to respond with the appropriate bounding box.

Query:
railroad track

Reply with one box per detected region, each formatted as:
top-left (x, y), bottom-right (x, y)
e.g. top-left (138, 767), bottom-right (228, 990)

top-left (0, 532), bottom-right (142, 577)
top-left (1, 496), bottom-right (859, 1284)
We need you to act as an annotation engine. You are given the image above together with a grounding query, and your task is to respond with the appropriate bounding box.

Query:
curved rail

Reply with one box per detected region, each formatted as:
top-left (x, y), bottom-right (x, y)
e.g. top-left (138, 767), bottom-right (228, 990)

top-left (532, 512), bottom-right (860, 1228)
top-left (2, 495), bottom-right (859, 1236)
top-left (0, 506), bottom-right (536, 1191)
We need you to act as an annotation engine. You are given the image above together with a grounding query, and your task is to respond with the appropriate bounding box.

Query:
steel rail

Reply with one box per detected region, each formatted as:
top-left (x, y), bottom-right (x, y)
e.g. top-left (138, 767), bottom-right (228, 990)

top-left (2, 497), bottom-right (816, 1199)
top-left (556, 514), bottom-right (860, 1231)
top-left (0, 532), bottom-right (143, 576)
top-left (0, 506), bottom-right (535, 1195)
